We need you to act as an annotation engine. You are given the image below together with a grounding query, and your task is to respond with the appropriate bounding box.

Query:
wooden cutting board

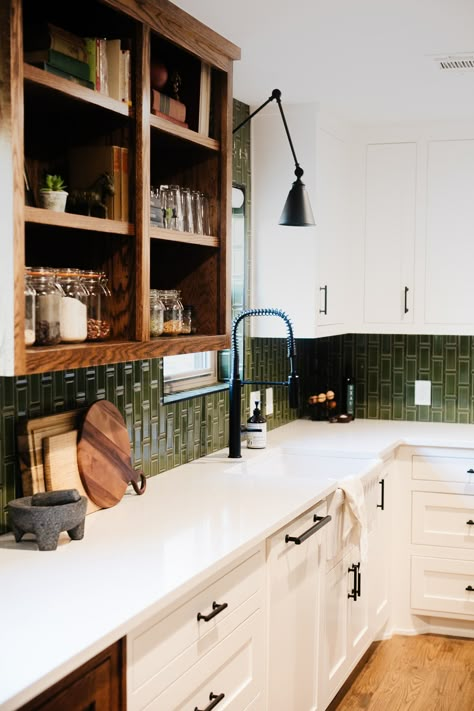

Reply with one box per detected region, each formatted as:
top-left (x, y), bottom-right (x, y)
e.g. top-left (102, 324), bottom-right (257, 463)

top-left (43, 430), bottom-right (100, 515)
top-left (17, 409), bottom-right (87, 496)
top-left (77, 400), bottom-right (146, 508)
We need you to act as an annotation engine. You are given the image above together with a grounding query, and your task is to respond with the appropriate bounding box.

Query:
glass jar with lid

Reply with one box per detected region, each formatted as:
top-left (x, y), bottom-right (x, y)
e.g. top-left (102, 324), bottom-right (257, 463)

top-left (30, 267), bottom-right (62, 345)
top-left (24, 269), bottom-right (36, 346)
top-left (150, 289), bottom-right (164, 337)
top-left (159, 289), bottom-right (183, 336)
top-left (80, 270), bottom-right (111, 341)
top-left (56, 268), bottom-right (88, 343)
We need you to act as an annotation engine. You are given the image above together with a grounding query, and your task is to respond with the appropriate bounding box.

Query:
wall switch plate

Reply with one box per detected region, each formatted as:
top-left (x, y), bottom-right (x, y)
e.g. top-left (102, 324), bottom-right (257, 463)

top-left (249, 390), bottom-right (261, 411)
top-left (265, 387), bottom-right (274, 416)
top-left (415, 380), bottom-right (431, 406)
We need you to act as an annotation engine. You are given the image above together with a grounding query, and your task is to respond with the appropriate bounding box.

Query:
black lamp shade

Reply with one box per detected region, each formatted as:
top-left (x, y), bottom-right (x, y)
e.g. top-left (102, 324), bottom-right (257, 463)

top-left (279, 177), bottom-right (315, 227)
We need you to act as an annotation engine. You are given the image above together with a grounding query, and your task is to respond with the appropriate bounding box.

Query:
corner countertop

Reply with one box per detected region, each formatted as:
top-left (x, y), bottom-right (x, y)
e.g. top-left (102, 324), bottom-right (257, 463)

top-left (1, 417), bottom-right (473, 710)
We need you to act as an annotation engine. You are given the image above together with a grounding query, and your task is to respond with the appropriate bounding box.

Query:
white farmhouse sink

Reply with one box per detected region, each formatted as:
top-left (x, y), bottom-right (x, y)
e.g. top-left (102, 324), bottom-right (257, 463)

top-left (224, 448), bottom-right (379, 482)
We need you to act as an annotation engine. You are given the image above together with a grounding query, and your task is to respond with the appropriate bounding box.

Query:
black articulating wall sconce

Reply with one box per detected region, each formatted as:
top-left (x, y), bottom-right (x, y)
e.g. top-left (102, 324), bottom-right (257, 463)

top-left (233, 88), bottom-right (315, 226)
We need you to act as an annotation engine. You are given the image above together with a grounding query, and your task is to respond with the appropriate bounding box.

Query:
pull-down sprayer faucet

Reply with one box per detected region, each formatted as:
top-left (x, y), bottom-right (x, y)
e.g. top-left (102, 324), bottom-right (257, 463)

top-left (228, 308), bottom-right (299, 458)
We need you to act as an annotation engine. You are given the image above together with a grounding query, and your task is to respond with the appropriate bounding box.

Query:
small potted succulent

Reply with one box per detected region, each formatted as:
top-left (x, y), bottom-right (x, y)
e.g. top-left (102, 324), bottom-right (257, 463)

top-left (39, 173), bottom-right (68, 212)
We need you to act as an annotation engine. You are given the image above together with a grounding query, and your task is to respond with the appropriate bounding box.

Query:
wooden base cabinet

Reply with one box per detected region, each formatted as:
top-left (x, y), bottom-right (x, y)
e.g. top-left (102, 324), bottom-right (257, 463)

top-left (17, 640), bottom-right (125, 711)
top-left (266, 501), bottom-right (330, 711)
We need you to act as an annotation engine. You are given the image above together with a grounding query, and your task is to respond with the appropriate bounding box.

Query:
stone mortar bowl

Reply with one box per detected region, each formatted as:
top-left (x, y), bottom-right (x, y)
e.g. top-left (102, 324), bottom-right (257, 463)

top-left (7, 495), bottom-right (87, 551)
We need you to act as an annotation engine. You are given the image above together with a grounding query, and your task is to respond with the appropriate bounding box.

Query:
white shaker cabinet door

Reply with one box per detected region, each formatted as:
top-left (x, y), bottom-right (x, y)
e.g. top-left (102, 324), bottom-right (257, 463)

top-left (425, 139), bottom-right (474, 325)
top-left (364, 142), bottom-right (416, 325)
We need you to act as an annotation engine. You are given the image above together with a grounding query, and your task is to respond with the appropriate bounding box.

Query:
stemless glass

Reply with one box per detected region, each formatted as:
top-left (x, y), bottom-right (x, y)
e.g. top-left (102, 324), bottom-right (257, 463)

top-left (201, 192), bottom-right (211, 235)
top-left (191, 190), bottom-right (203, 234)
top-left (181, 187), bottom-right (194, 233)
top-left (161, 184), bottom-right (183, 231)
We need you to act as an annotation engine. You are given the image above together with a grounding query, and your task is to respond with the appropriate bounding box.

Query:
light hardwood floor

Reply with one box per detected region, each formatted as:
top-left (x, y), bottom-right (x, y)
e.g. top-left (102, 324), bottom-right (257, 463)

top-left (328, 634), bottom-right (474, 710)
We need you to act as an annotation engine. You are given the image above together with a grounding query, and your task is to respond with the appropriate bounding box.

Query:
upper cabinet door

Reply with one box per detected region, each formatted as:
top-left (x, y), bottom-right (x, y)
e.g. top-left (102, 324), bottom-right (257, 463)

top-left (364, 143), bottom-right (417, 325)
top-left (425, 139), bottom-right (474, 325)
top-left (315, 127), bottom-right (351, 331)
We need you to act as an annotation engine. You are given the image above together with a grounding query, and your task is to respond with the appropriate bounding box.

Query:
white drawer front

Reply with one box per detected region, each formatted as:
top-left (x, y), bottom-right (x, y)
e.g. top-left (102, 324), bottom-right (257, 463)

top-left (144, 611), bottom-right (264, 711)
top-left (412, 453), bottom-right (474, 484)
top-left (412, 492), bottom-right (474, 549)
top-left (128, 550), bottom-right (264, 710)
top-left (411, 556), bottom-right (474, 617)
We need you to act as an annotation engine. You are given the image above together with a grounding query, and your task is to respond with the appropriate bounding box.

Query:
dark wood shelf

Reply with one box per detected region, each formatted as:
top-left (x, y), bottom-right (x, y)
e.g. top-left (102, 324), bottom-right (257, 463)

top-left (25, 207), bottom-right (134, 235)
top-left (24, 63), bottom-right (132, 116)
top-left (150, 224), bottom-right (219, 247)
top-left (25, 335), bottom-right (230, 374)
top-left (150, 112), bottom-right (220, 151)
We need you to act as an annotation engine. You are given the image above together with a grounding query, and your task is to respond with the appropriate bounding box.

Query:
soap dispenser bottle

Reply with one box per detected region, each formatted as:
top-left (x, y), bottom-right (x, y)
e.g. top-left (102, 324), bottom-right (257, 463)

top-left (247, 401), bottom-right (267, 449)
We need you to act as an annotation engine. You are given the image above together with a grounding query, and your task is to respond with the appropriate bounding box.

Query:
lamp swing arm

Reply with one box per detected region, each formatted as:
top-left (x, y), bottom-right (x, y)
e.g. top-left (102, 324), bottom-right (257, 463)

top-left (232, 89), bottom-right (304, 179)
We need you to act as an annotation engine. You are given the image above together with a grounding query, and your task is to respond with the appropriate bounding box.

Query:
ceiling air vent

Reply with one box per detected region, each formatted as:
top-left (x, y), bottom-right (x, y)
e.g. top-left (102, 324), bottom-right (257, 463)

top-left (435, 54), bottom-right (474, 71)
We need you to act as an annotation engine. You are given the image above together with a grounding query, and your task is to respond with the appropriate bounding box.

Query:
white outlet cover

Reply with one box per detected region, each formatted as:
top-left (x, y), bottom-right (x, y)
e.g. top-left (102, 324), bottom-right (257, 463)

top-left (415, 380), bottom-right (431, 406)
top-left (266, 387), bottom-right (274, 416)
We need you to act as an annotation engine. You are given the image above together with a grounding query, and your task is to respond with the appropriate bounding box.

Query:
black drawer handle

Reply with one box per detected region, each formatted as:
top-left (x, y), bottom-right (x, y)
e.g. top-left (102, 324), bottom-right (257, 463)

top-left (285, 514), bottom-right (332, 545)
top-left (467, 520), bottom-right (474, 526)
top-left (197, 602), bottom-right (228, 622)
top-left (319, 285), bottom-right (328, 315)
top-left (348, 563), bottom-right (358, 600)
top-left (467, 469), bottom-right (474, 474)
top-left (195, 692), bottom-right (225, 711)
top-left (377, 478), bottom-right (385, 510)
top-left (404, 286), bottom-right (409, 314)
top-left (357, 563), bottom-right (362, 598)
top-left (466, 585), bottom-right (474, 592)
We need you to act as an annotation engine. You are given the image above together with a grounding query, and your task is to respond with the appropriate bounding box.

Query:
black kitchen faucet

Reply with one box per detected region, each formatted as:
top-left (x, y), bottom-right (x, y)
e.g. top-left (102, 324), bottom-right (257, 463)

top-left (228, 308), bottom-right (299, 458)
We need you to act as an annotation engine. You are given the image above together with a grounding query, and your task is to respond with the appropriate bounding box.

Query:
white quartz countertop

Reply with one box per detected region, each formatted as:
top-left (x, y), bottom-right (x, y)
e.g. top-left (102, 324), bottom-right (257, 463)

top-left (1, 417), bottom-right (473, 710)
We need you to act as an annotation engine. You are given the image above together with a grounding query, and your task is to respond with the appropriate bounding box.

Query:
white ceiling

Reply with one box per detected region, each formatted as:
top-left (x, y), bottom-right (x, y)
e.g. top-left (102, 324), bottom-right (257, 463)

top-left (172, 0), bottom-right (474, 123)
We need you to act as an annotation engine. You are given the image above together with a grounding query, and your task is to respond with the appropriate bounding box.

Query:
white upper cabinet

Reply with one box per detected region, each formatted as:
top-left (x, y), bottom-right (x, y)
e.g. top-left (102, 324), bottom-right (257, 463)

top-left (424, 139), bottom-right (474, 326)
top-left (363, 142), bottom-right (416, 326)
top-left (251, 105), bottom-right (358, 338)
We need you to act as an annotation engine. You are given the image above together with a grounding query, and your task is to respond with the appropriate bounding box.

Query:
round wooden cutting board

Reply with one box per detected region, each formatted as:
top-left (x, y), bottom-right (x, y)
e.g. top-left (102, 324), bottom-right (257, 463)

top-left (77, 400), bottom-right (146, 508)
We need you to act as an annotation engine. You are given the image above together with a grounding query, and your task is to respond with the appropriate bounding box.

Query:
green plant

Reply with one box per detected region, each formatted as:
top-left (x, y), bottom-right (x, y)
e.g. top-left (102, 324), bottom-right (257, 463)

top-left (41, 173), bottom-right (67, 191)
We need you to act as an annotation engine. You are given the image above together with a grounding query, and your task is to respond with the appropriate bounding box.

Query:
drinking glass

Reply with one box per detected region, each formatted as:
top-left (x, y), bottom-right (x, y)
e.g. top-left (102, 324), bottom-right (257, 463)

top-left (181, 187), bottom-right (194, 233)
top-left (161, 184), bottom-right (183, 230)
top-left (191, 190), bottom-right (203, 234)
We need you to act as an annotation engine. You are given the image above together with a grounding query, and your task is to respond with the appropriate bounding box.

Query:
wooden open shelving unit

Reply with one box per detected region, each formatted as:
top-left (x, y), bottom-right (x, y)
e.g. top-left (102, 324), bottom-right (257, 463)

top-left (0, 0), bottom-right (240, 375)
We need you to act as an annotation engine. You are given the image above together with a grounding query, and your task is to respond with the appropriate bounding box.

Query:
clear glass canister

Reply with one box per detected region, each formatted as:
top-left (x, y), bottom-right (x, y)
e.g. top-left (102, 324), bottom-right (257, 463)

top-left (56, 268), bottom-right (88, 343)
top-left (159, 289), bottom-right (183, 335)
top-left (181, 305), bottom-right (194, 335)
top-left (24, 271), bottom-right (36, 346)
top-left (30, 268), bottom-right (62, 346)
top-left (150, 289), bottom-right (164, 336)
top-left (81, 270), bottom-right (111, 341)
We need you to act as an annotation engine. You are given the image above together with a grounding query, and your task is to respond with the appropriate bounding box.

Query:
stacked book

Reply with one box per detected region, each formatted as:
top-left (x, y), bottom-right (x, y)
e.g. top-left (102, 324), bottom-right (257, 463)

top-left (151, 90), bottom-right (187, 127)
top-left (24, 23), bottom-right (93, 89)
top-left (23, 22), bottom-right (131, 103)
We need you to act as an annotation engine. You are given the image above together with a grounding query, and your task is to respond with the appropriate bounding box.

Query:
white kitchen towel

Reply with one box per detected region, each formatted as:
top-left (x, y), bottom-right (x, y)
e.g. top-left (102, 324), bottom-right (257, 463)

top-left (326, 487), bottom-right (345, 561)
top-left (340, 476), bottom-right (368, 562)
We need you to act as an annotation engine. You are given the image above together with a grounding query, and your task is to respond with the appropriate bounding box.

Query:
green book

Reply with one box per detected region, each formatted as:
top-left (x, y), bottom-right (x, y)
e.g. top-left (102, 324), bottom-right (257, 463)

top-left (25, 48), bottom-right (91, 82)
top-left (29, 62), bottom-right (94, 90)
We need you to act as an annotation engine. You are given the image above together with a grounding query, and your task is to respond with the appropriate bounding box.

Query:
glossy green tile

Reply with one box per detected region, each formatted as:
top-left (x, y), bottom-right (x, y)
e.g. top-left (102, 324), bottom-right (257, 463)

top-left (445, 372), bottom-right (457, 398)
top-left (445, 345), bottom-right (457, 372)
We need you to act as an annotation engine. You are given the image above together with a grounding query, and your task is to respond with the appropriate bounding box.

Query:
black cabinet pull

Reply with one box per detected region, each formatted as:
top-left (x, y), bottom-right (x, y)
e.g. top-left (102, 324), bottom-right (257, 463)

top-left (466, 585), bottom-right (474, 592)
top-left (404, 286), bottom-right (409, 314)
top-left (467, 469), bottom-right (474, 474)
top-left (285, 513), bottom-right (332, 545)
top-left (348, 563), bottom-right (358, 600)
top-left (197, 602), bottom-right (228, 622)
top-left (195, 692), bottom-right (225, 711)
top-left (377, 478), bottom-right (385, 510)
top-left (319, 285), bottom-right (328, 315)
top-left (357, 562), bottom-right (361, 598)
top-left (467, 520), bottom-right (474, 526)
